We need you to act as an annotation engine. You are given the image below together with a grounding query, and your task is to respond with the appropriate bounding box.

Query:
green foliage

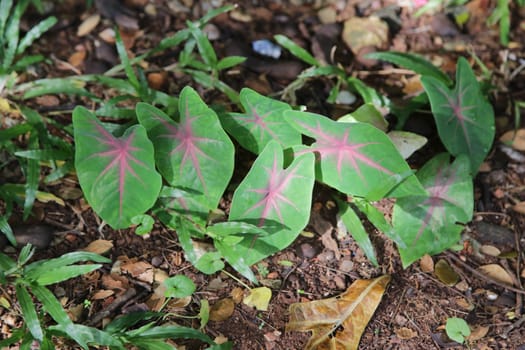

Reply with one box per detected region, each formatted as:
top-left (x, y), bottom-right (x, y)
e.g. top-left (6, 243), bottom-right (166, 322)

top-left (0, 245), bottom-right (110, 348)
top-left (445, 317), bottom-right (471, 344)
top-left (0, 0), bottom-right (57, 75)
top-left (393, 154), bottom-right (473, 267)
top-left (421, 57), bottom-right (495, 174)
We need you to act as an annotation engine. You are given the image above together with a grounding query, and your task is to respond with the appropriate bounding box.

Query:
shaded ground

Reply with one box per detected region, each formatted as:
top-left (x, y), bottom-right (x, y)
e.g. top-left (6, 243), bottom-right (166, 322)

top-left (2, 0), bottom-right (525, 349)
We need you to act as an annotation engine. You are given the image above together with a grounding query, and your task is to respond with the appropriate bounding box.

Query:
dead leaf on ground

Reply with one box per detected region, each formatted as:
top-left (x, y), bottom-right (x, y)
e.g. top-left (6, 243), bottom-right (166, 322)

top-left (512, 201), bottom-right (525, 215)
top-left (419, 254), bottom-right (434, 273)
top-left (209, 298), bottom-right (235, 322)
top-left (83, 239), bottom-right (113, 255)
top-left (467, 325), bottom-right (490, 341)
top-left (477, 264), bottom-right (515, 286)
top-left (243, 287), bottom-right (272, 311)
top-left (395, 327), bottom-right (418, 339)
top-left (342, 16), bottom-right (389, 55)
top-left (434, 259), bottom-right (459, 286)
top-left (500, 129), bottom-right (525, 151)
top-left (286, 275), bottom-right (390, 350)
top-left (78, 14), bottom-right (100, 37)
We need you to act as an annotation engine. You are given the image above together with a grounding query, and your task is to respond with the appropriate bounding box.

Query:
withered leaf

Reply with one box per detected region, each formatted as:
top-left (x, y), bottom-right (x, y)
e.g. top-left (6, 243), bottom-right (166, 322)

top-left (286, 275), bottom-right (390, 350)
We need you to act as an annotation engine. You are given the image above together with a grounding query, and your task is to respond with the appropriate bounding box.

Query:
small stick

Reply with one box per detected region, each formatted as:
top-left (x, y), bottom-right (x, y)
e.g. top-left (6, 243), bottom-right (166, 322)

top-left (445, 251), bottom-right (525, 295)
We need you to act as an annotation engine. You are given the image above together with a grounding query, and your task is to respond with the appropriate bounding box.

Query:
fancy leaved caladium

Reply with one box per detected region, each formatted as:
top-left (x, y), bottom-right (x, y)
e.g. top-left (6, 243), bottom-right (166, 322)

top-left (220, 88), bottom-right (302, 154)
top-left (223, 140), bottom-right (315, 266)
top-left (421, 57), bottom-right (495, 174)
top-left (284, 111), bottom-right (425, 199)
top-left (73, 107), bottom-right (162, 228)
top-left (393, 153), bottom-right (473, 267)
top-left (136, 86), bottom-right (235, 219)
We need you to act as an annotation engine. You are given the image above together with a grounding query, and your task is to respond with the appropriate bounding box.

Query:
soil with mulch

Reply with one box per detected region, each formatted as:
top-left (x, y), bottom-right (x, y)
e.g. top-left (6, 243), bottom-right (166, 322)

top-left (2, 0), bottom-right (525, 349)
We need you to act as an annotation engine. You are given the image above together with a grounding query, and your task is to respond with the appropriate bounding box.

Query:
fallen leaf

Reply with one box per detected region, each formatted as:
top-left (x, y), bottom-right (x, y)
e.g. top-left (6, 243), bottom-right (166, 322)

top-left (395, 327), bottom-right (418, 339)
top-left (342, 16), bottom-right (388, 55)
top-left (209, 298), bottom-right (235, 322)
top-left (243, 287), bottom-right (272, 311)
top-left (500, 129), bottom-right (525, 151)
top-left (83, 239), bottom-right (113, 255)
top-left (478, 264), bottom-right (514, 286)
top-left (434, 259), bottom-right (459, 286)
top-left (286, 275), bottom-right (390, 350)
top-left (479, 244), bottom-right (501, 257)
top-left (78, 14), bottom-right (100, 37)
top-left (467, 325), bottom-right (489, 341)
top-left (419, 254), bottom-right (434, 273)
top-left (92, 289), bottom-right (114, 300)
top-left (230, 287), bottom-right (244, 304)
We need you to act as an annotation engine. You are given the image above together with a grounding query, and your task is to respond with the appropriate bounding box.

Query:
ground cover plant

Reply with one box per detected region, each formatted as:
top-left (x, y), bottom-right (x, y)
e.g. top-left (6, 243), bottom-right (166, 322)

top-left (0, 1), bottom-right (523, 349)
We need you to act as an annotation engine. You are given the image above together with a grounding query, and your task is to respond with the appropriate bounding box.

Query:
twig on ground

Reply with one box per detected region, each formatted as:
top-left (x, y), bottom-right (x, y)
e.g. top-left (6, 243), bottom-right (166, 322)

top-left (445, 251), bottom-right (525, 295)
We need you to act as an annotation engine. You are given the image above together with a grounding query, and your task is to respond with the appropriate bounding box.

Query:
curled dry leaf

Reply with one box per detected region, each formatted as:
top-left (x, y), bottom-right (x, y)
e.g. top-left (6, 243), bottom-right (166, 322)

top-left (209, 298), bottom-right (235, 322)
top-left (419, 254), bottom-right (434, 273)
top-left (286, 275), bottom-right (390, 350)
top-left (78, 14), bottom-right (101, 37)
top-left (477, 264), bottom-right (515, 286)
top-left (83, 239), bottom-right (113, 255)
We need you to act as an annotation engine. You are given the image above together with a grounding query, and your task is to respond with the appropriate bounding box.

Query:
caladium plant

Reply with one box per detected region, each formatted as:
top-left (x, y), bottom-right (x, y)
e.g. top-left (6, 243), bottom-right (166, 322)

top-left (393, 153), bottom-right (473, 267)
top-left (284, 110), bottom-right (426, 199)
top-left (136, 86), bottom-right (235, 222)
top-left (421, 57), bottom-right (495, 174)
top-left (224, 140), bottom-right (315, 266)
top-left (73, 107), bottom-right (162, 229)
top-left (220, 88), bottom-right (302, 154)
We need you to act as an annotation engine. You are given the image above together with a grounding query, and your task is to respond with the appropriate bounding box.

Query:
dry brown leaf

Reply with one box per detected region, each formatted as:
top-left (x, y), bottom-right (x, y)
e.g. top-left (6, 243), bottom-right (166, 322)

top-left (500, 129), bottom-right (525, 151)
top-left (78, 14), bottom-right (100, 37)
top-left (92, 289), bottom-right (114, 300)
top-left (209, 298), bottom-right (235, 322)
top-left (395, 327), bottom-right (418, 340)
top-left (342, 16), bottom-right (388, 54)
top-left (478, 264), bottom-right (514, 286)
top-left (479, 244), bottom-right (501, 257)
top-left (286, 275), bottom-right (390, 350)
top-left (83, 239), bottom-right (113, 255)
top-left (467, 325), bottom-right (490, 341)
top-left (419, 254), bottom-right (434, 273)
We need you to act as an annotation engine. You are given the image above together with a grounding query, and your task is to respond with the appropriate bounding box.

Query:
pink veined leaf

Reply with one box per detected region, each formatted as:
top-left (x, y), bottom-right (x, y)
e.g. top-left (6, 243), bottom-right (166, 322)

top-left (227, 140), bottom-right (315, 266)
top-left (393, 153), bottom-right (473, 267)
top-left (284, 110), bottom-right (425, 198)
top-left (221, 88), bottom-right (302, 154)
top-left (421, 57), bottom-right (495, 173)
top-left (73, 107), bottom-right (162, 229)
top-left (137, 86), bottom-right (235, 214)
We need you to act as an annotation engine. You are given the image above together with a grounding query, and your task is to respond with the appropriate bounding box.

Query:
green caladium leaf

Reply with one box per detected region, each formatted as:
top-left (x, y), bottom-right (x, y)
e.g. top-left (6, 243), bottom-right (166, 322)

top-left (226, 140), bottom-right (315, 267)
top-left (220, 88), bottom-right (302, 154)
top-left (284, 111), bottom-right (425, 199)
top-left (393, 153), bottom-right (473, 267)
top-left (137, 86), bottom-right (235, 217)
top-left (73, 107), bottom-right (162, 229)
top-left (421, 57), bottom-right (495, 173)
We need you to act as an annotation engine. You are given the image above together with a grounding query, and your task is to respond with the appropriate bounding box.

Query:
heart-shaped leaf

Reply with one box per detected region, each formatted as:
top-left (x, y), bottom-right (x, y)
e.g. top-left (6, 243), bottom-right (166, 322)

top-left (285, 111), bottom-right (425, 199)
top-left (393, 153), bottom-right (473, 267)
top-left (137, 86), bottom-right (235, 215)
top-left (286, 275), bottom-right (391, 350)
top-left (421, 57), bottom-right (495, 173)
top-left (225, 140), bottom-right (315, 266)
top-left (220, 88), bottom-right (302, 154)
top-left (73, 107), bottom-right (162, 228)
